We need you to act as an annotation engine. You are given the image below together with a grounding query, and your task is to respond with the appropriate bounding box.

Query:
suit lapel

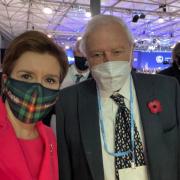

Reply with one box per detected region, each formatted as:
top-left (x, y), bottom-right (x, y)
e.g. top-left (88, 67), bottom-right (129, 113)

top-left (132, 72), bottom-right (175, 180)
top-left (78, 80), bottom-right (104, 180)
top-left (77, 73), bottom-right (176, 180)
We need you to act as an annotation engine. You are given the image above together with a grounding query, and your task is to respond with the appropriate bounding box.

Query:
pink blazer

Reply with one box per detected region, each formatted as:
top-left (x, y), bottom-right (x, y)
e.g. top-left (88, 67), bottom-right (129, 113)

top-left (0, 98), bottom-right (59, 180)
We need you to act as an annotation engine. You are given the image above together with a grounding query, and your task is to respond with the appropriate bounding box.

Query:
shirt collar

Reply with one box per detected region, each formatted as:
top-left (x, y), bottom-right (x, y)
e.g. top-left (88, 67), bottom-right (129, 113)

top-left (71, 64), bottom-right (90, 77)
top-left (99, 74), bottom-right (131, 99)
top-left (119, 75), bottom-right (131, 101)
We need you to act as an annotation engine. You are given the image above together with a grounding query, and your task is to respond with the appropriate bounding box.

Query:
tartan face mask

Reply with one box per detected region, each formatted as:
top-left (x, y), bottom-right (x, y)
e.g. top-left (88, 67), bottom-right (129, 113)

top-left (4, 78), bottom-right (59, 124)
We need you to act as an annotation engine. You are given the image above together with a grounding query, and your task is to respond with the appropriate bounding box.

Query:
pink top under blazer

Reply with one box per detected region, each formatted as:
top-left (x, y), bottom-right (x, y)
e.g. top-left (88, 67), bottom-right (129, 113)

top-left (0, 98), bottom-right (59, 180)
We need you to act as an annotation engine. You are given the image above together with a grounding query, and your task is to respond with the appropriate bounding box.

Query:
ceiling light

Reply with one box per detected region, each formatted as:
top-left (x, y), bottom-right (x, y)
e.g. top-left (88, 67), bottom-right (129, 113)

top-left (65, 45), bottom-right (70, 50)
top-left (150, 31), bottom-right (155, 35)
top-left (77, 36), bottom-right (82, 40)
top-left (43, 7), bottom-right (53, 15)
top-left (132, 15), bottom-right (139, 23)
top-left (85, 12), bottom-right (91, 18)
top-left (47, 34), bottom-right (52, 38)
top-left (148, 45), bottom-right (155, 51)
top-left (158, 18), bottom-right (164, 23)
top-left (170, 44), bottom-right (176, 49)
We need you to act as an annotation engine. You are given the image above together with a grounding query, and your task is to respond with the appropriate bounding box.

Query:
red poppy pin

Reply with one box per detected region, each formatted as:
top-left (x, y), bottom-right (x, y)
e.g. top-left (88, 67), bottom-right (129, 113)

top-left (147, 99), bottom-right (162, 114)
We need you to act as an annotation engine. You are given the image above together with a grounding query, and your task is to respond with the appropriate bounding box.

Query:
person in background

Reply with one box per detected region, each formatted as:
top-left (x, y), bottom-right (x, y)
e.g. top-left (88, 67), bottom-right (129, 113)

top-left (60, 39), bottom-right (90, 89)
top-left (55, 15), bottom-right (180, 180)
top-left (159, 42), bottom-right (180, 83)
top-left (0, 30), bottom-right (68, 180)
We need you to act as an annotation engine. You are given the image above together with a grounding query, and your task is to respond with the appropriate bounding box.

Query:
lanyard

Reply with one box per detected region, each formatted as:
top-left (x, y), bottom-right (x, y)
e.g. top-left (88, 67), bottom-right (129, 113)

top-left (97, 76), bottom-right (135, 163)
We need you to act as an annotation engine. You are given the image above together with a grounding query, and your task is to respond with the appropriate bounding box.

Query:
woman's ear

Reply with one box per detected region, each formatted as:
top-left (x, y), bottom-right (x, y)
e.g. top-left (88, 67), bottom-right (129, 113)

top-left (2, 74), bottom-right (7, 83)
top-left (1, 74), bottom-right (8, 91)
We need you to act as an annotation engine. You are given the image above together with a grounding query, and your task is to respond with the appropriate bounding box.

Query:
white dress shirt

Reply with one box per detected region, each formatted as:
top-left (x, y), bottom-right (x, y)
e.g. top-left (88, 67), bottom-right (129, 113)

top-left (60, 64), bottom-right (90, 89)
top-left (99, 75), bottom-right (149, 180)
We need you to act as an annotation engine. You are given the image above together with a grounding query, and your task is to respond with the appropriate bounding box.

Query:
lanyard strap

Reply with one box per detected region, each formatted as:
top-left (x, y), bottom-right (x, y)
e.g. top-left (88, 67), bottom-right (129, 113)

top-left (97, 76), bottom-right (135, 159)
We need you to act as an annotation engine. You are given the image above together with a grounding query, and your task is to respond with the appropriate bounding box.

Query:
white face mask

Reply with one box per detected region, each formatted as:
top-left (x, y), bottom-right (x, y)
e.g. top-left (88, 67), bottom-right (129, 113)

top-left (91, 61), bottom-right (131, 95)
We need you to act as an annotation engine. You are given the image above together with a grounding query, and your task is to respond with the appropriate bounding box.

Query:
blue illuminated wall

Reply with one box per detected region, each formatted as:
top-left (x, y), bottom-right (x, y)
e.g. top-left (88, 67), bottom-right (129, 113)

top-left (132, 51), bottom-right (172, 71)
top-left (66, 49), bottom-right (172, 71)
top-left (132, 51), bottom-right (140, 69)
top-left (66, 48), bottom-right (74, 64)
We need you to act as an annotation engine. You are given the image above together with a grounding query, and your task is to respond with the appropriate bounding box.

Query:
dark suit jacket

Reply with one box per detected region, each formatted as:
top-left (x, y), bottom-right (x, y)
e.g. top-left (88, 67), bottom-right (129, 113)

top-left (56, 71), bottom-right (180, 180)
top-left (159, 63), bottom-right (180, 84)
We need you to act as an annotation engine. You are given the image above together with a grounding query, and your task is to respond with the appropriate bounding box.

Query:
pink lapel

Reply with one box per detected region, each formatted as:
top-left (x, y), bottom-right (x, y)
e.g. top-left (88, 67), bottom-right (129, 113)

top-left (0, 99), bottom-right (58, 180)
top-left (0, 99), bottom-right (32, 180)
top-left (37, 121), bottom-right (59, 180)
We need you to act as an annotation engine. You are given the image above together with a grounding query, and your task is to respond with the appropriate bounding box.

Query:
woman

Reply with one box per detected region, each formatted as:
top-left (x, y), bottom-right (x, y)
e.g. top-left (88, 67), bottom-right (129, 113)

top-left (0, 30), bottom-right (68, 180)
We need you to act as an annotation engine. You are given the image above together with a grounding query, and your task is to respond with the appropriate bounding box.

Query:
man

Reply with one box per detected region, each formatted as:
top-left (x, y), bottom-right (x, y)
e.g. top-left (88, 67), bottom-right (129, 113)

top-left (60, 40), bottom-right (91, 89)
top-left (159, 42), bottom-right (180, 84)
top-left (56, 15), bottom-right (180, 180)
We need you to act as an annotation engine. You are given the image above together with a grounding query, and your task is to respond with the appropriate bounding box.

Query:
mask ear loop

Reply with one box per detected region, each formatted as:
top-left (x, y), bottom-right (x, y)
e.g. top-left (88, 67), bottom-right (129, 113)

top-left (86, 59), bottom-right (90, 68)
top-left (85, 59), bottom-right (89, 67)
top-left (128, 50), bottom-right (133, 68)
top-left (128, 44), bottom-right (135, 70)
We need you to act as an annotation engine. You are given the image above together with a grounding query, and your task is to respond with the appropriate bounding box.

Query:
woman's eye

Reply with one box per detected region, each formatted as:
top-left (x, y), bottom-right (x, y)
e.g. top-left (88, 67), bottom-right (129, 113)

top-left (21, 74), bottom-right (32, 80)
top-left (46, 78), bottom-right (57, 84)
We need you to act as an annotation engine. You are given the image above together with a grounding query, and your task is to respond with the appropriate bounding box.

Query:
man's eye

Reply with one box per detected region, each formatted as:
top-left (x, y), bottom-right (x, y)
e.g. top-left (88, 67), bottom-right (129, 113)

top-left (113, 50), bottom-right (123, 55)
top-left (92, 52), bottom-right (104, 58)
top-left (21, 74), bottom-right (32, 80)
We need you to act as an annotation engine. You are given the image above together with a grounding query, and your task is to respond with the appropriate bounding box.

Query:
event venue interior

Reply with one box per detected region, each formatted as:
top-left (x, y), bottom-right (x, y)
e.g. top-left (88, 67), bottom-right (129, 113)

top-left (0, 0), bottom-right (179, 73)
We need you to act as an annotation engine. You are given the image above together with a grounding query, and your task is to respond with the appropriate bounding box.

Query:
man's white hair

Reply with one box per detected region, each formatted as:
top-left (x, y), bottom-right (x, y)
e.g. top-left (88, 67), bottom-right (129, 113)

top-left (79, 14), bottom-right (134, 56)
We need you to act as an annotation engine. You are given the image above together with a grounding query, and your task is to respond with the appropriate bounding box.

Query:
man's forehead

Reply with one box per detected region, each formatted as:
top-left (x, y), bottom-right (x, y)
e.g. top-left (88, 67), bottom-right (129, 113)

top-left (89, 22), bottom-right (124, 34)
top-left (88, 44), bottom-right (127, 52)
top-left (87, 24), bottom-right (129, 42)
top-left (86, 34), bottom-right (130, 51)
